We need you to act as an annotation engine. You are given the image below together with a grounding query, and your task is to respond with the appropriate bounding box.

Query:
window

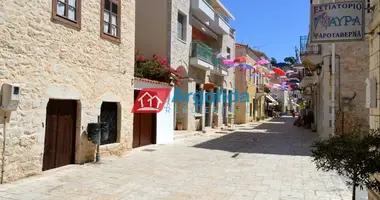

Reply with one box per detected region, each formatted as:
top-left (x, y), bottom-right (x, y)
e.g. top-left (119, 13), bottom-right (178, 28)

top-left (100, 102), bottom-right (120, 145)
top-left (101, 0), bottom-right (121, 43)
top-left (177, 12), bottom-right (186, 41)
top-left (52, 0), bottom-right (81, 30)
top-left (226, 47), bottom-right (231, 59)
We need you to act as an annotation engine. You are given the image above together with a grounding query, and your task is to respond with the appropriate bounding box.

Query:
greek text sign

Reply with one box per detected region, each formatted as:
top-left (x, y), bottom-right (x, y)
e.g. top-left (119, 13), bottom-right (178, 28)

top-left (310, 1), bottom-right (365, 43)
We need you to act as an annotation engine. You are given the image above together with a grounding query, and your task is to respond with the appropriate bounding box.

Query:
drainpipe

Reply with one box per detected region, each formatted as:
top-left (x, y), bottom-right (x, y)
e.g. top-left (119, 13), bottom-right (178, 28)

top-left (331, 0), bottom-right (336, 135)
top-left (1, 114), bottom-right (7, 184)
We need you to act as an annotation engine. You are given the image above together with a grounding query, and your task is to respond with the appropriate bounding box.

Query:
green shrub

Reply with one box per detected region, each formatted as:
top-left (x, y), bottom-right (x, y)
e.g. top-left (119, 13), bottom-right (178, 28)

top-left (311, 127), bottom-right (380, 199)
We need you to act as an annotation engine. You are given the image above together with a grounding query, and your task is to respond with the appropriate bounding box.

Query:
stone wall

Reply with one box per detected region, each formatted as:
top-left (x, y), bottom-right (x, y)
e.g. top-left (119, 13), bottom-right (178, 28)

top-left (0, 0), bottom-right (135, 182)
top-left (368, 0), bottom-right (380, 199)
top-left (168, 0), bottom-right (195, 131)
top-left (317, 0), bottom-right (371, 138)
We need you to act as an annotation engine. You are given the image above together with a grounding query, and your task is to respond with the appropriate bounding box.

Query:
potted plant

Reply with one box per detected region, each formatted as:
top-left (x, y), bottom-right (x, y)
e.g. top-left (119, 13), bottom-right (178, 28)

top-left (176, 119), bottom-right (184, 130)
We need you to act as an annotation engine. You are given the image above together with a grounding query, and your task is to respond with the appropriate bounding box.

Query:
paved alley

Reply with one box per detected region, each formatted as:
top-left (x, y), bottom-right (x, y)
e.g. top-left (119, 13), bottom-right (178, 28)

top-left (0, 117), bottom-right (353, 200)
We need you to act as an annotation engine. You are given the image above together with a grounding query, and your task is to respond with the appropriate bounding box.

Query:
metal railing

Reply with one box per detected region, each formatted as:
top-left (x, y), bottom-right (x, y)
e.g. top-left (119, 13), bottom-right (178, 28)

top-left (300, 35), bottom-right (321, 56)
top-left (191, 40), bottom-right (228, 71)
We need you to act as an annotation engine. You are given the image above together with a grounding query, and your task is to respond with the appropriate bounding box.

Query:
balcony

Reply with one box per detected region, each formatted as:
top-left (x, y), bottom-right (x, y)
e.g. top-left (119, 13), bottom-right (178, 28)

top-left (255, 84), bottom-right (267, 98)
top-left (300, 35), bottom-right (322, 67)
top-left (191, 0), bottom-right (231, 35)
top-left (190, 40), bottom-right (228, 76)
top-left (191, 0), bottom-right (215, 23)
top-left (210, 13), bottom-right (230, 35)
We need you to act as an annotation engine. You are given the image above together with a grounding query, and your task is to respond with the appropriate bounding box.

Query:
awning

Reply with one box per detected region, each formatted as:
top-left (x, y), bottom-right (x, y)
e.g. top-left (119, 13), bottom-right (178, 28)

top-left (266, 95), bottom-right (278, 105)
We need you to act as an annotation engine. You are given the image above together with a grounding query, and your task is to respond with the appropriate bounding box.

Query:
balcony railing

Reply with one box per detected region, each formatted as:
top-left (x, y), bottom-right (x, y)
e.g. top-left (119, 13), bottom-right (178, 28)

top-left (191, 40), bottom-right (215, 64)
top-left (191, 40), bottom-right (228, 71)
top-left (300, 35), bottom-right (321, 56)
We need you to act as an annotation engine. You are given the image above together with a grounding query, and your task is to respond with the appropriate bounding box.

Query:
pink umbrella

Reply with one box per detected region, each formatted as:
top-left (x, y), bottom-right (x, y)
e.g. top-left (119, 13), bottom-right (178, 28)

top-left (222, 59), bottom-right (234, 65)
top-left (265, 84), bottom-right (272, 88)
top-left (256, 59), bottom-right (270, 65)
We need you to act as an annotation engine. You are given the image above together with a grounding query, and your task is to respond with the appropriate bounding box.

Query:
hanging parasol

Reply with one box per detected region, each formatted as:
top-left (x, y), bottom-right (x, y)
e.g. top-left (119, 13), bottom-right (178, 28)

top-left (216, 52), bottom-right (229, 59)
top-left (255, 59), bottom-right (270, 65)
top-left (272, 67), bottom-right (286, 76)
top-left (222, 59), bottom-right (235, 65)
top-left (286, 70), bottom-right (295, 74)
top-left (253, 69), bottom-right (260, 73)
top-left (238, 63), bottom-right (254, 69)
top-left (263, 74), bottom-right (272, 78)
top-left (234, 56), bottom-right (248, 63)
top-left (265, 83), bottom-right (273, 88)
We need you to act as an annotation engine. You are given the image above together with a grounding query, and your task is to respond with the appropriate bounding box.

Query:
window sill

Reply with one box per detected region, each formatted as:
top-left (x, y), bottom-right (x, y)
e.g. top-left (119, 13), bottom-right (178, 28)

top-left (177, 38), bottom-right (187, 44)
top-left (101, 33), bottom-right (121, 44)
top-left (51, 15), bottom-right (81, 31)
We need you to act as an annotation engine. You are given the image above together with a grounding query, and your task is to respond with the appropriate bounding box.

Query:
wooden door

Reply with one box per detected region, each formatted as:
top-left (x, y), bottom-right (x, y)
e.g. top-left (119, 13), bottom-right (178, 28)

top-left (133, 90), bottom-right (156, 148)
top-left (43, 100), bottom-right (77, 171)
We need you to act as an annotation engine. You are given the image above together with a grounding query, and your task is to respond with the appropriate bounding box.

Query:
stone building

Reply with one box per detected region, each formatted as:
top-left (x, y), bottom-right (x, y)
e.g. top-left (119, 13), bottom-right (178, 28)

top-left (135, 0), bottom-right (236, 132)
top-left (234, 44), bottom-right (273, 123)
top-left (301, 0), bottom-right (370, 139)
top-left (368, 0), bottom-right (380, 199)
top-left (0, 0), bottom-right (135, 182)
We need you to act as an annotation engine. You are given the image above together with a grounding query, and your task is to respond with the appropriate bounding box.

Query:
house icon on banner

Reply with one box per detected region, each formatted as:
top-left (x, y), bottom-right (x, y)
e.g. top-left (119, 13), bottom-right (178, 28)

top-left (137, 91), bottom-right (163, 111)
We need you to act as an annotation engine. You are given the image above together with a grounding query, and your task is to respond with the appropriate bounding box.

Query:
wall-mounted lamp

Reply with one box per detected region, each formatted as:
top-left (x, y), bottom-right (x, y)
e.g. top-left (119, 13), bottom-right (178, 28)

top-left (342, 91), bottom-right (356, 112)
top-left (316, 64), bottom-right (322, 76)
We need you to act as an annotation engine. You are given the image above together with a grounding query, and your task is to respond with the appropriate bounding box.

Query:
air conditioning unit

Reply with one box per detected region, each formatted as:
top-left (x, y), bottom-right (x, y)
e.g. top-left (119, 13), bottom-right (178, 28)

top-left (1, 84), bottom-right (21, 111)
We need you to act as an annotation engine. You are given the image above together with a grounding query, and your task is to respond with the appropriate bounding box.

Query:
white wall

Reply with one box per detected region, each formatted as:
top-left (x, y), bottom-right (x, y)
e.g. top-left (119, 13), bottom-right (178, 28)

top-left (134, 79), bottom-right (174, 144)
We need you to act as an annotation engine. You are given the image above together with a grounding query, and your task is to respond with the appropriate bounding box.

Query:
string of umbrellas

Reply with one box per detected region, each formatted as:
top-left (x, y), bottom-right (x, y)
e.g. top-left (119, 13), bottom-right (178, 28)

top-left (216, 54), bottom-right (300, 91)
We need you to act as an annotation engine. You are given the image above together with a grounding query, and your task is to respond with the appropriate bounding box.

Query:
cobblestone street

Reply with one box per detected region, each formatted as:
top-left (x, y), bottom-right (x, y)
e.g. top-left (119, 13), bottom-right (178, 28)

top-left (0, 117), bottom-right (354, 200)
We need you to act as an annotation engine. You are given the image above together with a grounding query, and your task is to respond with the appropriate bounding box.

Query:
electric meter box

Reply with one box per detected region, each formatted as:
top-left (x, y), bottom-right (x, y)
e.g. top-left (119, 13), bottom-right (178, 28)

top-left (1, 84), bottom-right (21, 111)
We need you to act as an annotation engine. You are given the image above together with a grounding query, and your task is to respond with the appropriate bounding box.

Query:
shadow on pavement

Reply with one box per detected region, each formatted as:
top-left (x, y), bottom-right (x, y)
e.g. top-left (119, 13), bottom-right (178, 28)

top-left (192, 117), bottom-right (318, 156)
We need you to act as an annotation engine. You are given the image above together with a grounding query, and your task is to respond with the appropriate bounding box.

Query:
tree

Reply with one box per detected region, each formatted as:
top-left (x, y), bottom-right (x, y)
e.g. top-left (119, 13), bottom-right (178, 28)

top-left (270, 57), bottom-right (277, 65)
top-left (311, 126), bottom-right (380, 200)
top-left (284, 56), bottom-right (296, 65)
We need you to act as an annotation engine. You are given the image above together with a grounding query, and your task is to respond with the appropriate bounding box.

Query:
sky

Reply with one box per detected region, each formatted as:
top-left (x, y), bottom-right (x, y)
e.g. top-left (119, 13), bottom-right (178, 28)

top-left (221, 0), bottom-right (310, 62)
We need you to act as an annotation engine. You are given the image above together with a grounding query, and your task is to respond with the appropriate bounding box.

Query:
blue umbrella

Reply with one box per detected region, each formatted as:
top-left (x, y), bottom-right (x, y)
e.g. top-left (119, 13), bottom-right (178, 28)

top-left (238, 63), bottom-right (254, 69)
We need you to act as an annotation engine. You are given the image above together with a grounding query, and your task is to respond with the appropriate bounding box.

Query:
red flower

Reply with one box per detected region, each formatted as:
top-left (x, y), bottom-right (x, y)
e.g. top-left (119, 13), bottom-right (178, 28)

top-left (161, 58), bottom-right (167, 65)
top-left (176, 68), bottom-right (182, 73)
top-left (138, 55), bottom-right (144, 61)
top-left (153, 54), bottom-right (158, 60)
